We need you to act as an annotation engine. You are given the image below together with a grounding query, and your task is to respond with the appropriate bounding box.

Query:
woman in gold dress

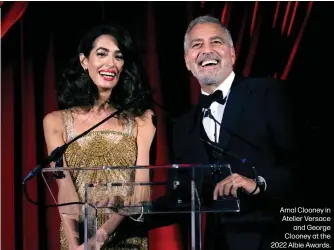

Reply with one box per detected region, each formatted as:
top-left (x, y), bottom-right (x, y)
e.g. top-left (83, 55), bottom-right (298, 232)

top-left (43, 24), bottom-right (156, 250)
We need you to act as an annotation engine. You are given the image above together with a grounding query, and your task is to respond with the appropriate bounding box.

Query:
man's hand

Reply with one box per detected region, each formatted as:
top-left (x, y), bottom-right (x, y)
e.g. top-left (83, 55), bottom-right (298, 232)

top-left (213, 173), bottom-right (259, 200)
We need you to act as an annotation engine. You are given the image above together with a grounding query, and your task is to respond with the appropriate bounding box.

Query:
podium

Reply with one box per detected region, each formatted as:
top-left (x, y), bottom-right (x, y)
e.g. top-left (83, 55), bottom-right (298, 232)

top-left (41, 164), bottom-right (240, 250)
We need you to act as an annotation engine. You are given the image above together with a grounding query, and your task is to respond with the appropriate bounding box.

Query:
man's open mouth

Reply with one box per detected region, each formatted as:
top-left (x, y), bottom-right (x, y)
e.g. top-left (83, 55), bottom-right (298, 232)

top-left (199, 59), bottom-right (219, 67)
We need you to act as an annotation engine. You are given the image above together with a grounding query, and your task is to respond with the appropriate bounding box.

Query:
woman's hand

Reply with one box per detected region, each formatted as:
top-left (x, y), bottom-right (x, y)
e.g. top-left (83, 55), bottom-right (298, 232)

top-left (75, 228), bottom-right (108, 250)
top-left (75, 245), bottom-right (84, 250)
top-left (96, 228), bottom-right (109, 247)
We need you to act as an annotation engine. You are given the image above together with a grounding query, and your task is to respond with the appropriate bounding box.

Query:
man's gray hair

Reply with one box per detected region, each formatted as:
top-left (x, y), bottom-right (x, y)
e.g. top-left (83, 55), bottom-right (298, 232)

top-left (184, 15), bottom-right (234, 52)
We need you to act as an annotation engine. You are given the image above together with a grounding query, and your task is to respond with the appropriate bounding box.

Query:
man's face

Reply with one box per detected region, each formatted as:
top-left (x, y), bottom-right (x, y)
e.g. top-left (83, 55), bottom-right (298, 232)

top-left (184, 23), bottom-right (236, 87)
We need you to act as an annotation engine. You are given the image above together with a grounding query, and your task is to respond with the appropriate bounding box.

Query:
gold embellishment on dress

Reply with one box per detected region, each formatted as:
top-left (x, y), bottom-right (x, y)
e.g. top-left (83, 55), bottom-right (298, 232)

top-left (109, 237), bottom-right (148, 250)
top-left (59, 127), bottom-right (148, 250)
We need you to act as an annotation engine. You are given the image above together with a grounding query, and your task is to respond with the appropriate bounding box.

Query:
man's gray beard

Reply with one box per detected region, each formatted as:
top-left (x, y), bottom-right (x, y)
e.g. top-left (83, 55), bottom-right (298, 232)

top-left (196, 74), bottom-right (223, 86)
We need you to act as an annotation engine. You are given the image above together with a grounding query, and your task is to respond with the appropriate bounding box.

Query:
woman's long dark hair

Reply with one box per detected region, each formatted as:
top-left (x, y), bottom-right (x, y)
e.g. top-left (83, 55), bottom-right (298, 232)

top-left (56, 24), bottom-right (154, 118)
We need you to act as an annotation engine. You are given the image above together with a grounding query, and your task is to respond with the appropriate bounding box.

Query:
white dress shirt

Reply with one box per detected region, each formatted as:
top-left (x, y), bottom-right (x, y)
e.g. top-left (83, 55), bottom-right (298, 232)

top-left (202, 71), bottom-right (235, 143)
top-left (201, 71), bottom-right (267, 191)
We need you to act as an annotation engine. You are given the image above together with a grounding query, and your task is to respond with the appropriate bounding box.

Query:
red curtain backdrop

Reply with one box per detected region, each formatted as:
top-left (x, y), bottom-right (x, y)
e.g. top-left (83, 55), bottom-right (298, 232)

top-left (1, 1), bottom-right (330, 250)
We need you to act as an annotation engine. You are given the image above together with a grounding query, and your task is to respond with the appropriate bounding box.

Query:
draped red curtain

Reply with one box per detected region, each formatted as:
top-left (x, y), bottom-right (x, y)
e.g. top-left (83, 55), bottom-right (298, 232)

top-left (1, 1), bottom-right (29, 38)
top-left (1, 1), bottom-right (329, 250)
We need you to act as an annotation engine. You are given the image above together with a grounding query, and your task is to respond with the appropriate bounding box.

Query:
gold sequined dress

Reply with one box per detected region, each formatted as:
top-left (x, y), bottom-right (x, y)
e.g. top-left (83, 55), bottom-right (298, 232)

top-left (59, 110), bottom-right (148, 250)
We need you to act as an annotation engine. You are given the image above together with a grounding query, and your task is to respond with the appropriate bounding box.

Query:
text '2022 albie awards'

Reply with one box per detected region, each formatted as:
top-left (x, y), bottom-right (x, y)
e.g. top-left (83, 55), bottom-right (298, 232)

top-left (270, 207), bottom-right (331, 248)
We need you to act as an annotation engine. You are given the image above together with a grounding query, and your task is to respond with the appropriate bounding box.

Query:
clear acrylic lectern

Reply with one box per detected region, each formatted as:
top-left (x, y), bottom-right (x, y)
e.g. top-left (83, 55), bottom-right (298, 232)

top-left (41, 164), bottom-right (240, 250)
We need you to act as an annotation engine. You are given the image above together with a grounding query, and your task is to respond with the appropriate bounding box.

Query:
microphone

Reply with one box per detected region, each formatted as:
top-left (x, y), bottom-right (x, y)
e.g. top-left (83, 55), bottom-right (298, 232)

top-left (200, 138), bottom-right (260, 194)
top-left (22, 90), bottom-right (151, 184)
top-left (200, 138), bottom-right (248, 164)
top-left (22, 144), bottom-right (68, 184)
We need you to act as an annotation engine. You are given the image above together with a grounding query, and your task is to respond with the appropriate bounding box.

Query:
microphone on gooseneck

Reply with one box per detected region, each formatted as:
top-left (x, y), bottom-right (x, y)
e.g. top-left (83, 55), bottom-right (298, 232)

top-left (22, 90), bottom-right (152, 184)
top-left (199, 138), bottom-right (260, 192)
top-left (22, 145), bottom-right (69, 184)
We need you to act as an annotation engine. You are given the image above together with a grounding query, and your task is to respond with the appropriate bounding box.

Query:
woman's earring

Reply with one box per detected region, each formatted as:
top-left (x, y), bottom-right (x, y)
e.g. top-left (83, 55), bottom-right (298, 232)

top-left (82, 68), bottom-right (88, 76)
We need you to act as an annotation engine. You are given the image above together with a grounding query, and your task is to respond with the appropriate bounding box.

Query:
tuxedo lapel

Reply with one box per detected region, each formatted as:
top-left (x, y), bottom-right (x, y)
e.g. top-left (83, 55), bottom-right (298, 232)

top-left (175, 105), bottom-right (210, 196)
top-left (218, 75), bottom-right (252, 149)
top-left (180, 105), bottom-right (210, 164)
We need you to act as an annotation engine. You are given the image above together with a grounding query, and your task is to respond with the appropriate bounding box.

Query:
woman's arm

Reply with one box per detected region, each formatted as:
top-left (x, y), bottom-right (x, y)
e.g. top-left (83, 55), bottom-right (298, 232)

top-left (134, 109), bottom-right (156, 199)
top-left (43, 111), bottom-right (80, 250)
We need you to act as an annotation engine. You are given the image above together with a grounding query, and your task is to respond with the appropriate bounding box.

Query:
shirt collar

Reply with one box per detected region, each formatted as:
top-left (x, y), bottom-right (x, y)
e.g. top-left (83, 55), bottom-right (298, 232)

top-left (201, 71), bottom-right (235, 97)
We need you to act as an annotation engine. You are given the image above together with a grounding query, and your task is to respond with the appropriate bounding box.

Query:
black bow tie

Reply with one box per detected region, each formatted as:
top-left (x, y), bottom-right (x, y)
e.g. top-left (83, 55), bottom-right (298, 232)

top-left (199, 90), bottom-right (226, 109)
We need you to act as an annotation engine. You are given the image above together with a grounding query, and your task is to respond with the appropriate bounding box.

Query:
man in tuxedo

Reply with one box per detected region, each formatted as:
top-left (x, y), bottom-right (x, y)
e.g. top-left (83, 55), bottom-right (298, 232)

top-left (144, 15), bottom-right (297, 250)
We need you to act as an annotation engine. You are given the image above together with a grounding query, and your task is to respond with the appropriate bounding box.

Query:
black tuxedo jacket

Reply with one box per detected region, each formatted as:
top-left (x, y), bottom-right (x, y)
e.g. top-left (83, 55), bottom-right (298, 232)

top-left (173, 75), bottom-right (296, 200)
top-left (145, 75), bottom-right (297, 248)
